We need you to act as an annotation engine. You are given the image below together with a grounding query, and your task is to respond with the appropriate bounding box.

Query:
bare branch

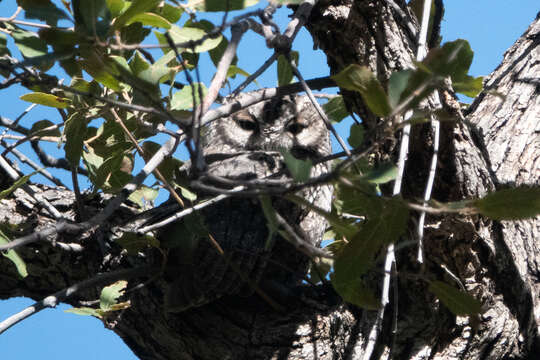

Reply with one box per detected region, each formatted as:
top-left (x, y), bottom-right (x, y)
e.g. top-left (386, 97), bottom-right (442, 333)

top-left (0, 266), bottom-right (155, 335)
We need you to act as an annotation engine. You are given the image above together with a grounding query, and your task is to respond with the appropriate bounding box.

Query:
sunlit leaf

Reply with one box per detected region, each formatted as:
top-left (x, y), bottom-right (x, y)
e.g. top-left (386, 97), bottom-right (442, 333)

top-left (429, 281), bottom-right (482, 316)
top-left (20, 92), bottom-right (70, 109)
top-left (0, 230), bottom-right (28, 278)
top-left (113, 0), bottom-right (160, 30)
top-left (157, 3), bottom-right (183, 23)
top-left (126, 12), bottom-right (171, 29)
top-left (100, 280), bottom-right (128, 311)
top-left (128, 186), bottom-right (159, 207)
top-left (453, 75), bottom-right (483, 98)
top-left (159, 24), bottom-right (222, 53)
top-left (64, 307), bottom-right (103, 317)
top-left (170, 82), bottom-right (208, 110)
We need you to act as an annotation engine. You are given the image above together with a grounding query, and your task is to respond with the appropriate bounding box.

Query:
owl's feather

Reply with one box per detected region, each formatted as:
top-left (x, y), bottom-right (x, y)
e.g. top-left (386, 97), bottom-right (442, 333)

top-left (163, 95), bottom-right (332, 312)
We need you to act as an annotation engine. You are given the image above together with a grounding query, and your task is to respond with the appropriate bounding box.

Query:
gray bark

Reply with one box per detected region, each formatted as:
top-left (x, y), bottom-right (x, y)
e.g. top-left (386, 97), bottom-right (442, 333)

top-left (0, 1), bottom-right (538, 359)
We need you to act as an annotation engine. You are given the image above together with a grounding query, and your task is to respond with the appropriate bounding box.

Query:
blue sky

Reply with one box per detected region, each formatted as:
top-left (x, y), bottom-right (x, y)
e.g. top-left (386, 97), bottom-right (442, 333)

top-left (0, 1), bottom-right (538, 359)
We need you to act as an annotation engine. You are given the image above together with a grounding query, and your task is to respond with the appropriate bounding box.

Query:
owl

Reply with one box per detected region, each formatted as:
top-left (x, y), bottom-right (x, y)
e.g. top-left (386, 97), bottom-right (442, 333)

top-left (163, 94), bottom-right (332, 312)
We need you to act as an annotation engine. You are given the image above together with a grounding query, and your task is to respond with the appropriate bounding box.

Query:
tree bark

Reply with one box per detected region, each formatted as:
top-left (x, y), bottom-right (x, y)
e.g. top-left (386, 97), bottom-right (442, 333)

top-left (1, 2), bottom-right (538, 359)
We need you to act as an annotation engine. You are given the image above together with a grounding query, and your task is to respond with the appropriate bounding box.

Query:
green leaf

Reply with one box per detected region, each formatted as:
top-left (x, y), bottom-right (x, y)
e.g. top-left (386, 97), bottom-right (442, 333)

top-left (347, 124), bottom-right (364, 148)
top-left (179, 186), bottom-right (197, 202)
top-left (72, 0), bottom-right (111, 38)
top-left (309, 258), bottom-right (333, 284)
top-left (333, 196), bottom-right (408, 282)
top-left (322, 96), bottom-right (349, 123)
top-left (79, 57), bottom-right (122, 92)
top-left (280, 149), bottom-right (313, 182)
top-left (17, 0), bottom-right (70, 26)
top-left (11, 28), bottom-right (48, 59)
top-left (259, 196), bottom-right (279, 250)
top-left (422, 39), bottom-right (474, 83)
top-left (64, 307), bottom-right (103, 317)
top-left (388, 70), bottom-right (413, 109)
top-left (331, 64), bottom-right (391, 117)
top-left (331, 274), bottom-right (379, 310)
top-left (359, 162), bottom-right (398, 185)
top-left (137, 51), bottom-right (177, 84)
top-left (106, 0), bottom-right (126, 17)
top-left (0, 171), bottom-right (38, 200)
top-left (277, 51), bottom-right (299, 86)
top-left (0, 33), bottom-right (10, 57)
top-left (191, 0), bottom-right (259, 12)
top-left (100, 280), bottom-right (128, 311)
top-left (113, 0), bottom-right (160, 30)
top-left (161, 24), bottom-right (222, 53)
top-left (20, 92), bottom-right (71, 109)
top-left (115, 232), bottom-right (159, 255)
top-left (453, 75), bottom-right (483, 98)
top-left (210, 37), bottom-right (238, 67)
top-left (226, 65), bottom-right (256, 84)
top-left (95, 154), bottom-right (133, 191)
top-left (126, 12), bottom-right (171, 29)
top-left (0, 230), bottom-right (28, 278)
top-left (429, 281), bottom-right (482, 316)
top-left (157, 3), bottom-right (183, 23)
top-left (128, 186), bottom-right (159, 207)
top-left (170, 82), bottom-right (208, 110)
top-left (30, 119), bottom-right (61, 137)
top-left (64, 112), bottom-right (87, 167)
top-left (474, 186), bottom-right (540, 220)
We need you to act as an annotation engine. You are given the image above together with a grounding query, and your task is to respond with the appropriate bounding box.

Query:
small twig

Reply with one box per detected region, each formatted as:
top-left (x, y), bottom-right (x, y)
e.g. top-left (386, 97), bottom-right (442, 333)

top-left (0, 154), bottom-right (63, 220)
top-left (232, 53), bottom-right (279, 95)
top-left (287, 57), bottom-right (353, 158)
top-left (274, 212), bottom-right (332, 259)
top-left (0, 133), bottom-right (182, 252)
top-left (30, 141), bottom-right (89, 176)
top-left (0, 103), bottom-right (36, 138)
top-left (0, 140), bottom-right (65, 187)
top-left (137, 187), bottom-right (244, 234)
top-left (110, 108), bottom-right (185, 208)
top-left (0, 266), bottom-right (155, 335)
top-left (0, 17), bottom-right (52, 29)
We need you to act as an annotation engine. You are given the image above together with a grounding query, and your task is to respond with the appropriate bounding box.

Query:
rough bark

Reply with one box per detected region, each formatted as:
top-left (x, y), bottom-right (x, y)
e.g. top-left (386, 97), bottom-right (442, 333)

top-left (0, 2), bottom-right (538, 359)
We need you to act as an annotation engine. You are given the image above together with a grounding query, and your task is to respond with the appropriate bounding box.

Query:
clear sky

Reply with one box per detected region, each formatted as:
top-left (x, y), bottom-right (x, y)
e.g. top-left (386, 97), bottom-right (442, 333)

top-left (0, 1), bottom-right (538, 359)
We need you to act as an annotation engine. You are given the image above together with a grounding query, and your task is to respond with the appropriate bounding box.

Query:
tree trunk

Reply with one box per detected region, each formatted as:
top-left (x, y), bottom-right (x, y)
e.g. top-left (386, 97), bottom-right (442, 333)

top-left (1, 2), bottom-right (538, 359)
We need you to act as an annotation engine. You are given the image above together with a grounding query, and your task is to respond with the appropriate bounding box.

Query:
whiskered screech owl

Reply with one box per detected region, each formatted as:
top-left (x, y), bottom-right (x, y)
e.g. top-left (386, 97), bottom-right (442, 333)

top-left (164, 95), bottom-right (332, 312)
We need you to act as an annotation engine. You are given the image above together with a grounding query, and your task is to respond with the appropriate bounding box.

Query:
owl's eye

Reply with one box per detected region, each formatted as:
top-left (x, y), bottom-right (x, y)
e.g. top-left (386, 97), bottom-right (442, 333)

top-left (234, 112), bottom-right (258, 131)
top-left (286, 122), bottom-right (306, 135)
top-left (237, 119), bottom-right (258, 131)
